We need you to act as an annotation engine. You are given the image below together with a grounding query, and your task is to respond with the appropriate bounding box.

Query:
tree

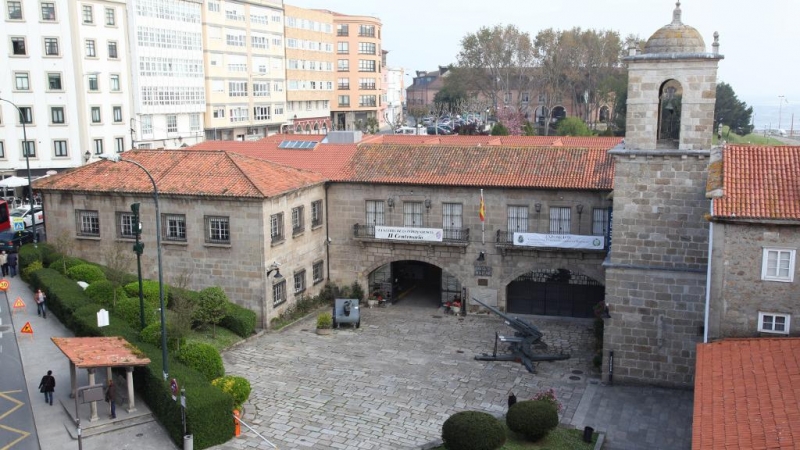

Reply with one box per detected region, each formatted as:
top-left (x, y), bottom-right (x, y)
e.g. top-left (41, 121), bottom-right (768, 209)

top-left (196, 286), bottom-right (228, 338)
top-left (168, 267), bottom-right (197, 351)
top-left (103, 243), bottom-right (134, 307)
top-left (491, 122), bottom-right (509, 136)
top-left (496, 107), bottom-right (525, 135)
top-left (50, 230), bottom-right (75, 274)
top-left (714, 82), bottom-right (754, 135)
top-left (556, 117), bottom-right (593, 136)
top-left (407, 104), bottom-right (429, 133)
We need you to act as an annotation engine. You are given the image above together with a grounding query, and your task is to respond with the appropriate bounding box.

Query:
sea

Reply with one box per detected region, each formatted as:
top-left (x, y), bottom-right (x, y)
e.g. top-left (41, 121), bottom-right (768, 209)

top-left (747, 95), bottom-right (800, 134)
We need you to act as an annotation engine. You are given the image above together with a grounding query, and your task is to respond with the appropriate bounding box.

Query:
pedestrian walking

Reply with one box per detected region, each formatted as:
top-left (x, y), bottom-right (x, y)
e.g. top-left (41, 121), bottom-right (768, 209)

top-left (105, 379), bottom-right (117, 419)
top-left (35, 289), bottom-right (46, 318)
top-left (7, 251), bottom-right (17, 277)
top-left (0, 250), bottom-right (7, 277)
top-left (38, 370), bottom-right (56, 406)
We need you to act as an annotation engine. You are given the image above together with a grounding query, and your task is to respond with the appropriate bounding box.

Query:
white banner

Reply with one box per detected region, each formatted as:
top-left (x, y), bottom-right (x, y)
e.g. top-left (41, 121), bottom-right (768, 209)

top-left (513, 232), bottom-right (605, 250)
top-left (375, 226), bottom-right (443, 242)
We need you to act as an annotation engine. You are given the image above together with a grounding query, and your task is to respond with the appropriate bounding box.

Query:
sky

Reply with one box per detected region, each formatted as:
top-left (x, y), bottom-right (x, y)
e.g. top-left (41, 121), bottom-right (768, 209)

top-left (288, 0), bottom-right (800, 131)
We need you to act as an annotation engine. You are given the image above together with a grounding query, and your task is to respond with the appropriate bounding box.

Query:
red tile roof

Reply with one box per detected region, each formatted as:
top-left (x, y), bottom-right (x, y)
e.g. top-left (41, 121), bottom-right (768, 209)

top-left (693, 338), bottom-right (800, 450)
top-left (52, 337), bottom-right (151, 368)
top-left (364, 135), bottom-right (623, 148)
top-left (337, 145), bottom-right (615, 189)
top-left (712, 145), bottom-right (800, 221)
top-left (34, 150), bottom-right (325, 198)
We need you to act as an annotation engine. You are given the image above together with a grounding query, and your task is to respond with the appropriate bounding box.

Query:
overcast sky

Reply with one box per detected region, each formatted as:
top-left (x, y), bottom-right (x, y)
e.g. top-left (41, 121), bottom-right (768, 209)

top-left (289, 0), bottom-right (800, 130)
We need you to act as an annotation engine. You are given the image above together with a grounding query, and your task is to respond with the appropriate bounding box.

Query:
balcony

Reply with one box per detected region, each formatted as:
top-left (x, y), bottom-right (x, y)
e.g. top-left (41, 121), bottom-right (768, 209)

top-left (354, 224), bottom-right (470, 248)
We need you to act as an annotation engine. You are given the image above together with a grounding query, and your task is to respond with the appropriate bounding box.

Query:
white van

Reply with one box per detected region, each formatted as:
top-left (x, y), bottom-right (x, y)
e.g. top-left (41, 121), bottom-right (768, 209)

top-left (395, 126), bottom-right (425, 135)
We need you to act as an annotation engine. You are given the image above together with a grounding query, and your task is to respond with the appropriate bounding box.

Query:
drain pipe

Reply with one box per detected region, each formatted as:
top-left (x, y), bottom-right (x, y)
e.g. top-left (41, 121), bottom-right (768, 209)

top-left (608, 350), bottom-right (614, 385)
top-left (324, 182), bottom-right (331, 281)
top-left (703, 201), bottom-right (714, 343)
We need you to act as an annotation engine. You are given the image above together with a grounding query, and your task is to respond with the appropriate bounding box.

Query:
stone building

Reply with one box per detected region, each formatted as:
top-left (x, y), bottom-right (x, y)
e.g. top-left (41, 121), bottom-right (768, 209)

top-left (602, 2), bottom-right (723, 387)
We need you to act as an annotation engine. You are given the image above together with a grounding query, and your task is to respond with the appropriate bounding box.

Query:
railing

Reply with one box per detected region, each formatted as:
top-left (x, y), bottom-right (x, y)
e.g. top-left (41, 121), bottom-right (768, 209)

top-left (354, 224), bottom-right (470, 244)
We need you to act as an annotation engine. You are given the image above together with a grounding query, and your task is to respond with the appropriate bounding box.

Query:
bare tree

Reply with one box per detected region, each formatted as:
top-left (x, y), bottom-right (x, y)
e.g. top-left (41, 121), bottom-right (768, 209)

top-left (103, 243), bottom-right (134, 307)
top-left (167, 267), bottom-right (196, 351)
top-left (407, 104), bottom-right (429, 134)
top-left (50, 230), bottom-right (75, 273)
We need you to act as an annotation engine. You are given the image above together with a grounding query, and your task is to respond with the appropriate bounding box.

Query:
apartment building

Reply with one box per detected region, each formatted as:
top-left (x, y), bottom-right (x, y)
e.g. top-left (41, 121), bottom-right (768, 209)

top-left (384, 66), bottom-right (405, 127)
top-left (128, 0), bottom-right (206, 149)
top-left (1, 0), bottom-right (130, 178)
top-left (202, 0), bottom-right (287, 142)
top-left (283, 5), bottom-right (334, 134)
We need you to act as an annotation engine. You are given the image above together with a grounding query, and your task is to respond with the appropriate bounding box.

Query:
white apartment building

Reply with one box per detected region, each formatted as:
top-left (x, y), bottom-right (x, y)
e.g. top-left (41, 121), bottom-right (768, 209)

top-left (202, 0), bottom-right (287, 141)
top-left (384, 66), bottom-right (405, 127)
top-left (128, 0), bottom-right (206, 149)
top-left (1, 0), bottom-right (130, 180)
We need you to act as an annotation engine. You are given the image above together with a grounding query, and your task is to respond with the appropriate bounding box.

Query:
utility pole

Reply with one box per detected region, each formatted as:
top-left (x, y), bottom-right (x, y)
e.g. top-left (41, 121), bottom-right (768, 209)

top-left (778, 95), bottom-right (786, 130)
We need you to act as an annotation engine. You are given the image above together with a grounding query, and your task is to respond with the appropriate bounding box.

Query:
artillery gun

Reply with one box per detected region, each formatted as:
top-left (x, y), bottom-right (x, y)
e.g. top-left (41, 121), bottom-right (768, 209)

top-left (472, 297), bottom-right (570, 373)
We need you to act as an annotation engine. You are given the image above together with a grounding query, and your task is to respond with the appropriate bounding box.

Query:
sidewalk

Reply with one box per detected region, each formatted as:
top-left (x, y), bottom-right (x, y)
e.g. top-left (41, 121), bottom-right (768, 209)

top-left (6, 271), bottom-right (178, 449)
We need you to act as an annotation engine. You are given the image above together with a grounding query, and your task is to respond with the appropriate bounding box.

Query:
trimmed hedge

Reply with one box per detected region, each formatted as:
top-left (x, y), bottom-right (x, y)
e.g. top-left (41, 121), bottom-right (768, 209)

top-left (506, 400), bottom-right (559, 442)
top-left (177, 342), bottom-right (224, 382)
top-left (30, 268), bottom-right (93, 328)
top-left (140, 321), bottom-right (185, 351)
top-left (85, 280), bottom-right (128, 306)
top-left (114, 296), bottom-right (156, 329)
top-left (124, 280), bottom-right (168, 308)
top-left (49, 256), bottom-right (89, 275)
top-left (211, 375), bottom-right (251, 410)
top-left (220, 302), bottom-right (257, 338)
top-left (66, 264), bottom-right (107, 284)
top-left (18, 244), bottom-right (45, 275)
top-left (442, 411), bottom-right (506, 450)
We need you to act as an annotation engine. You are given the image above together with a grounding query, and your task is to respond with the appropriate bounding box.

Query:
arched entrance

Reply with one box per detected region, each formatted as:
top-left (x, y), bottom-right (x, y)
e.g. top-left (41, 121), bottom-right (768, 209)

top-left (506, 269), bottom-right (603, 318)
top-left (368, 260), bottom-right (462, 308)
top-left (551, 106), bottom-right (567, 122)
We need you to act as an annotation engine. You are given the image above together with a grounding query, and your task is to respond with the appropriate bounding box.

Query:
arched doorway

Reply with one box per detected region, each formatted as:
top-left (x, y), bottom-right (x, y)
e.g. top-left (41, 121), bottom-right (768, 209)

top-left (313, 123), bottom-right (320, 134)
top-left (534, 106), bottom-right (549, 125)
top-left (506, 269), bottom-right (603, 318)
top-left (598, 105), bottom-right (610, 122)
top-left (657, 79), bottom-right (682, 148)
top-left (368, 260), bottom-right (462, 308)
top-left (551, 106), bottom-right (567, 122)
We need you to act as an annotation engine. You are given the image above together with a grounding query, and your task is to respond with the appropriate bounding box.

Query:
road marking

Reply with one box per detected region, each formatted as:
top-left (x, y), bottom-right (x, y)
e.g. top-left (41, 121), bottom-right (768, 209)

top-left (0, 389), bottom-right (31, 449)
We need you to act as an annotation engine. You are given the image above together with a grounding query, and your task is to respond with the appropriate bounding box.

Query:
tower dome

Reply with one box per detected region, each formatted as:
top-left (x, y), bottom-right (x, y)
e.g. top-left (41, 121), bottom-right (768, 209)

top-left (644, 2), bottom-right (706, 54)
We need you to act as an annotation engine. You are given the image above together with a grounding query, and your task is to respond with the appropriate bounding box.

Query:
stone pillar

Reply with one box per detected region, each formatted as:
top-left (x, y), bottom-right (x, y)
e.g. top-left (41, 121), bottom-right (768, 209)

top-left (125, 367), bottom-right (137, 413)
top-left (87, 368), bottom-right (98, 422)
top-left (106, 367), bottom-right (112, 383)
top-left (69, 362), bottom-right (77, 399)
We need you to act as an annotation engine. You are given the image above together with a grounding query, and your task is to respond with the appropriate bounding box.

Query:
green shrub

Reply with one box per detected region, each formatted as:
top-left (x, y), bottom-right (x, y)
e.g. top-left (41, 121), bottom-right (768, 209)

top-left (139, 321), bottom-right (185, 351)
top-left (442, 410), bottom-right (506, 450)
top-left (177, 342), bottom-right (224, 382)
top-left (30, 268), bottom-right (92, 326)
top-left (22, 260), bottom-right (43, 282)
top-left (349, 281), bottom-right (365, 301)
top-left (114, 296), bottom-right (155, 329)
top-left (18, 244), bottom-right (44, 273)
top-left (506, 400), bottom-right (559, 442)
top-left (66, 263), bottom-right (106, 284)
top-left (221, 302), bottom-right (257, 337)
top-left (49, 256), bottom-right (88, 275)
top-left (316, 312), bottom-right (332, 329)
top-left (196, 286), bottom-right (228, 336)
top-left (211, 375), bottom-right (251, 410)
top-left (124, 280), bottom-right (168, 308)
top-left (85, 280), bottom-right (128, 306)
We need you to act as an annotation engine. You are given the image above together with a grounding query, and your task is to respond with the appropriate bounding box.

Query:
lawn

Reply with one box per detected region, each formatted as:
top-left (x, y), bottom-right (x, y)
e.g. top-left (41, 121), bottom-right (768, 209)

top-left (432, 425), bottom-right (597, 450)
top-left (188, 325), bottom-right (244, 352)
top-left (712, 125), bottom-right (785, 146)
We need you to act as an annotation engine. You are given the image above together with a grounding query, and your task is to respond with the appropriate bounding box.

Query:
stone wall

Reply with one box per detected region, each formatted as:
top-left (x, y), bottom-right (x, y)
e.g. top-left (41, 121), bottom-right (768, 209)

top-left (708, 222), bottom-right (800, 339)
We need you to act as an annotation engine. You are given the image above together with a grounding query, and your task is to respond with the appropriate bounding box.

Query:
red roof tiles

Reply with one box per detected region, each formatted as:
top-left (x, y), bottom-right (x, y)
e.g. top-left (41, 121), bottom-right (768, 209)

top-left (693, 338), bottom-right (800, 450)
top-left (34, 150), bottom-right (325, 198)
top-left (363, 135), bottom-right (623, 148)
top-left (52, 337), bottom-right (151, 368)
top-left (712, 145), bottom-right (800, 221)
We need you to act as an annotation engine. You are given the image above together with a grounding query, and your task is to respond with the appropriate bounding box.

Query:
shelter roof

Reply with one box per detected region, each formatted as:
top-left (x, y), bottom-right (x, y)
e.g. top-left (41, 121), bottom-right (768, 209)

top-left (52, 337), bottom-right (151, 368)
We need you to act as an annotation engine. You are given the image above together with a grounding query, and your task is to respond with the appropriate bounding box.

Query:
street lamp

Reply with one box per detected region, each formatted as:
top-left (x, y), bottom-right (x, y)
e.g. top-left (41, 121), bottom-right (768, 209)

top-left (100, 154), bottom-right (168, 380)
top-left (0, 97), bottom-right (35, 240)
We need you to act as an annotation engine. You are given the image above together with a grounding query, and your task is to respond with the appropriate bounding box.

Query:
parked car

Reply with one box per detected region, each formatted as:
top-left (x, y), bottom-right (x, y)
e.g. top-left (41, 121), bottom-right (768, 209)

top-left (395, 126), bottom-right (425, 135)
top-left (0, 229), bottom-right (35, 253)
top-left (10, 205), bottom-right (44, 228)
top-left (426, 126), bottom-right (453, 135)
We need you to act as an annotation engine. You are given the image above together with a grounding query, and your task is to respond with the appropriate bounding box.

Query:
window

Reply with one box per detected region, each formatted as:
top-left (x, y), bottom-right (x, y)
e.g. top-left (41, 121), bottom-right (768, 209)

top-left (11, 37), bottom-right (26, 55)
top-left (503, 92), bottom-right (512, 103)
top-left (358, 42), bottom-right (376, 54)
top-left (294, 270), bottom-right (306, 294)
top-left (292, 206), bottom-right (304, 235)
top-left (0, 142), bottom-right (4, 158)
top-left (87, 74), bottom-right (98, 91)
top-left (141, 115), bottom-right (152, 135)
top-left (7, 1), bottom-right (22, 19)
top-left (105, 7), bottom-right (115, 25)
top-left (538, 93), bottom-right (546, 103)
top-left (762, 249), bottom-right (796, 282)
top-left (338, 95), bottom-right (350, 107)
top-left (117, 212), bottom-right (136, 238)
top-left (549, 207), bottom-right (571, 234)
top-left (521, 92), bottom-right (530, 103)
top-left (229, 81), bottom-right (247, 97)
top-left (337, 24), bottom-right (348, 36)
top-left (163, 214), bottom-right (187, 241)
top-left (115, 137), bottom-right (124, 153)
top-left (77, 210), bottom-right (100, 236)
top-left (507, 206), bottom-right (529, 232)
top-left (44, 37), bottom-right (59, 55)
top-left (338, 77), bottom-right (350, 90)
top-left (190, 114), bottom-right (200, 132)
top-left (108, 41), bottom-right (118, 58)
top-left (337, 59), bottom-right (349, 71)
top-left (112, 106), bottom-right (122, 123)
top-left (21, 141), bottom-right (35, 157)
top-left (270, 213), bottom-right (284, 243)
top-left (358, 60), bottom-right (376, 72)
top-left (442, 203), bottom-right (463, 240)
top-left (251, 35), bottom-right (267, 49)
top-left (272, 280), bottom-right (286, 307)
top-left (85, 39), bottom-right (96, 57)
top-left (253, 106), bottom-right (271, 121)
top-left (212, 108), bottom-right (224, 119)
top-left (403, 202), bottom-right (423, 228)
top-left (53, 140), bottom-right (67, 157)
top-left (110, 74), bottom-right (120, 91)
top-left (18, 106), bottom-right (33, 124)
top-left (82, 5), bottom-right (93, 23)
top-left (359, 95), bottom-right (376, 107)
top-left (592, 208), bottom-right (608, 236)
top-left (366, 200), bottom-right (384, 234)
top-left (358, 24), bottom-right (375, 37)
top-left (167, 115), bottom-right (177, 133)
top-left (337, 42), bottom-right (348, 54)
top-left (48, 73), bottom-right (62, 90)
top-left (208, 2), bottom-right (220, 12)
top-left (758, 312), bottom-right (790, 334)
top-left (91, 107), bottom-right (101, 123)
top-left (253, 82), bottom-right (270, 97)
top-left (311, 200), bottom-right (322, 227)
top-left (205, 216), bottom-right (230, 244)
top-left (14, 72), bottom-right (29, 90)
top-left (93, 138), bottom-right (103, 154)
top-left (359, 78), bottom-right (376, 90)
top-left (50, 106), bottom-right (64, 124)
top-left (311, 261), bottom-right (324, 284)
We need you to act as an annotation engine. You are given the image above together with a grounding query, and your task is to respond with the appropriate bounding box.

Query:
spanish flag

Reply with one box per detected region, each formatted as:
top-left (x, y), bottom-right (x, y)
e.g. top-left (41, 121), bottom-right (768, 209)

top-left (479, 189), bottom-right (485, 222)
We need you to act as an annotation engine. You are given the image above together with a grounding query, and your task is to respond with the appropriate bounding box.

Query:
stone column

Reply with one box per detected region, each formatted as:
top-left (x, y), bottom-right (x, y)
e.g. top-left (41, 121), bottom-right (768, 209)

top-left (106, 367), bottom-right (112, 383)
top-left (125, 367), bottom-right (137, 413)
top-left (87, 368), bottom-right (98, 422)
top-left (69, 362), bottom-right (77, 399)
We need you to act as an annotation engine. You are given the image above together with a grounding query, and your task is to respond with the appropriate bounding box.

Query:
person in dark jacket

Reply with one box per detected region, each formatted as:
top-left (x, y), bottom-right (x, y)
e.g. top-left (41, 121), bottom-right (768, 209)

top-left (38, 370), bottom-right (55, 405)
top-left (105, 379), bottom-right (117, 419)
top-left (7, 251), bottom-right (18, 277)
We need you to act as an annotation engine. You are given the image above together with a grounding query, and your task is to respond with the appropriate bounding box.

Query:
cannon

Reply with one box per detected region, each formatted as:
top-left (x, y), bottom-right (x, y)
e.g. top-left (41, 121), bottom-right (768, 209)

top-left (332, 298), bottom-right (361, 329)
top-left (472, 297), bottom-right (570, 373)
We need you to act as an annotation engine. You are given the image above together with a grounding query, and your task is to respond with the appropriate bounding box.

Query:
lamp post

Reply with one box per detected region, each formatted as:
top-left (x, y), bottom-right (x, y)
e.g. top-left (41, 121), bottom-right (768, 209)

top-left (778, 95), bottom-right (786, 130)
top-left (100, 154), bottom-right (168, 380)
top-left (0, 97), bottom-right (35, 240)
top-left (265, 262), bottom-right (283, 328)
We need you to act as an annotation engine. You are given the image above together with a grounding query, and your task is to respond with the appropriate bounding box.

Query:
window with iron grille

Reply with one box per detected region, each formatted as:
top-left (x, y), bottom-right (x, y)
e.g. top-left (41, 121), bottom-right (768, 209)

top-left (404, 202), bottom-right (423, 228)
top-left (507, 206), bottom-right (529, 232)
top-left (442, 203), bottom-right (462, 239)
top-left (272, 280), bottom-right (286, 307)
top-left (313, 260), bottom-right (324, 284)
top-left (270, 213), bottom-right (284, 242)
top-left (163, 214), bottom-right (187, 241)
top-left (205, 216), bottom-right (230, 244)
top-left (292, 206), bottom-right (304, 235)
top-left (592, 208), bottom-right (608, 236)
top-left (294, 270), bottom-right (306, 294)
top-left (549, 207), bottom-right (571, 234)
top-left (365, 200), bottom-right (384, 234)
top-left (77, 210), bottom-right (100, 236)
top-left (311, 200), bottom-right (322, 227)
top-left (117, 212), bottom-right (136, 238)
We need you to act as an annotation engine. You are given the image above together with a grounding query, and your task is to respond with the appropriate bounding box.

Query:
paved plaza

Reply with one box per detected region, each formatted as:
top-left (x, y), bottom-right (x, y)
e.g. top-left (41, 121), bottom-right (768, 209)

top-left (211, 293), bottom-right (694, 450)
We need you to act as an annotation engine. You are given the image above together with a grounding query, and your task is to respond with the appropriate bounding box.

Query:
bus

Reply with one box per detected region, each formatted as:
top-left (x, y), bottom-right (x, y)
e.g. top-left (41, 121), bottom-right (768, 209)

top-left (0, 199), bottom-right (11, 232)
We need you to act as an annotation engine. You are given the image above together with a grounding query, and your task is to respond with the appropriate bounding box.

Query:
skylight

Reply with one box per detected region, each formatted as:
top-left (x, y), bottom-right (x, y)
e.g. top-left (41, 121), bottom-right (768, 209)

top-left (278, 140), bottom-right (318, 149)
